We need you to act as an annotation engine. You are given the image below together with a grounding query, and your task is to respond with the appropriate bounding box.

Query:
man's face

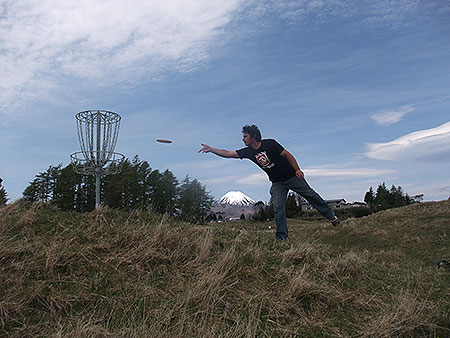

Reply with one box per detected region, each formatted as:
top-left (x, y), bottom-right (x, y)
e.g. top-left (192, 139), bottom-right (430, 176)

top-left (242, 132), bottom-right (254, 146)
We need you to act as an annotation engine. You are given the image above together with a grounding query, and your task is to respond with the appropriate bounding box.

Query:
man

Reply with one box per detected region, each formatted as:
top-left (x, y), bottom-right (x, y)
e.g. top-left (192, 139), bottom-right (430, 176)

top-left (199, 124), bottom-right (340, 240)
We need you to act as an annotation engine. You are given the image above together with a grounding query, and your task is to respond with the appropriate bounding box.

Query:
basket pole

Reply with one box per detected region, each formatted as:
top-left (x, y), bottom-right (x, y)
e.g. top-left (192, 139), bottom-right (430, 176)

top-left (95, 113), bottom-right (101, 208)
top-left (95, 172), bottom-right (101, 209)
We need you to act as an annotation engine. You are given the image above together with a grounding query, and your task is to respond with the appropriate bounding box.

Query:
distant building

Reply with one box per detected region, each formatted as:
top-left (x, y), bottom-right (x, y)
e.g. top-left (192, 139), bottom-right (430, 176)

top-left (300, 199), bottom-right (366, 211)
top-left (326, 199), bottom-right (347, 209)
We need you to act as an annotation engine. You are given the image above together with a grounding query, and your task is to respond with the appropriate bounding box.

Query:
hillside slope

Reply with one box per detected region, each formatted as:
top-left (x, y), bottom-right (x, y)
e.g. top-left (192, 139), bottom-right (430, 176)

top-left (294, 200), bottom-right (450, 266)
top-left (1, 201), bottom-right (449, 337)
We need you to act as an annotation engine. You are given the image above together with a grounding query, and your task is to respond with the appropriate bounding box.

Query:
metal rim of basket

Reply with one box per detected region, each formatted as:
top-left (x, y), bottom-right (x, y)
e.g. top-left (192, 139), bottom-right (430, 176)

top-left (70, 151), bottom-right (125, 176)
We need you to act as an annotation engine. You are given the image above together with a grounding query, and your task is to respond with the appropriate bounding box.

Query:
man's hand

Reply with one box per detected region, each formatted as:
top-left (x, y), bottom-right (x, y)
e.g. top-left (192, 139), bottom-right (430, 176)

top-left (295, 169), bottom-right (305, 179)
top-left (198, 144), bottom-right (239, 158)
top-left (198, 144), bottom-right (212, 153)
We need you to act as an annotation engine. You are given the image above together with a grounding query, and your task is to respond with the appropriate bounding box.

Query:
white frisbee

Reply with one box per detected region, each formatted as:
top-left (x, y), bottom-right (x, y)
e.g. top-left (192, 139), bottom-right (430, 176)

top-left (156, 139), bottom-right (173, 144)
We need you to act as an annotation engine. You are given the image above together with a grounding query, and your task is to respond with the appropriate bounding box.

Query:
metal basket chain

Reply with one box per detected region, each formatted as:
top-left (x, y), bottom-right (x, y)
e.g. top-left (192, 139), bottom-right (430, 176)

top-left (71, 110), bottom-right (124, 176)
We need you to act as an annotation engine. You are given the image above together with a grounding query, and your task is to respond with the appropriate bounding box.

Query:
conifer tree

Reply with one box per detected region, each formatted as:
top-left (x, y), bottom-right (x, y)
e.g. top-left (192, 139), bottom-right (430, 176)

top-left (53, 165), bottom-right (80, 210)
top-left (253, 201), bottom-right (267, 221)
top-left (364, 187), bottom-right (376, 210)
top-left (375, 182), bottom-right (393, 211)
top-left (23, 164), bottom-right (62, 202)
top-left (0, 186), bottom-right (8, 206)
top-left (365, 183), bottom-right (414, 212)
top-left (152, 169), bottom-right (178, 213)
top-left (177, 176), bottom-right (213, 223)
top-left (286, 192), bottom-right (300, 218)
top-left (22, 157), bottom-right (210, 219)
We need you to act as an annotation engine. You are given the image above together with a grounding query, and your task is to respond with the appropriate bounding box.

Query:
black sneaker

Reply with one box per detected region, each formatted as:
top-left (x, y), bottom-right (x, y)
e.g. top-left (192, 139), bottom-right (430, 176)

top-left (330, 216), bottom-right (340, 226)
top-left (275, 237), bottom-right (288, 241)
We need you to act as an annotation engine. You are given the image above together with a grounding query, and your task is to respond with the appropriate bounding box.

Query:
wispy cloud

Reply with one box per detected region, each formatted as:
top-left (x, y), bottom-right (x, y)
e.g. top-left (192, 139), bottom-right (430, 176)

top-left (201, 175), bottom-right (243, 185)
top-left (404, 181), bottom-right (450, 201)
top-left (0, 0), bottom-right (244, 113)
top-left (0, 0), bottom-right (438, 114)
top-left (366, 121), bottom-right (450, 162)
top-left (237, 173), bottom-right (269, 185)
top-left (201, 167), bottom-right (396, 185)
top-left (201, 173), bottom-right (269, 186)
top-left (266, 0), bottom-right (421, 27)
top-left (371, 105), bottom-right (414, 126)
top-left (304, 168), bottom-right (396, 177)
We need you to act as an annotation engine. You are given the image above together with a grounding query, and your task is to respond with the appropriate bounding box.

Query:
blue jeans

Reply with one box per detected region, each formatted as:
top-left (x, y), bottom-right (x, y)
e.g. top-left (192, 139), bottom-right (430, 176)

top-left (270, 176), bottom-right (335, 240)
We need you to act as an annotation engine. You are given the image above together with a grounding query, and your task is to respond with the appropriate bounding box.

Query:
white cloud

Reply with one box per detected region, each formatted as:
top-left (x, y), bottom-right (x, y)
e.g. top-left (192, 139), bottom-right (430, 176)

top-left (405, 181), bottom-right (450, 201)
top-left (268, 0), bottom-right (420, 26)
top-left (303, 168), bottom-right (395, 177)
top-left (202, 167), bottom-right (395, 185)
top-left (237, 173), bottom-right (269, 184)
top-left (0, 0), bottom-right (435, 114)
top-left (0, 0), bottom-right (244, 113)
top-left (201, 173), bottom-right (269, 186)
top-left (366, 121), bottom-right (450, 162)
top-left (201, 175), bottom-right (242, 185)
top-left (371, 105), bottom-right (414, 126)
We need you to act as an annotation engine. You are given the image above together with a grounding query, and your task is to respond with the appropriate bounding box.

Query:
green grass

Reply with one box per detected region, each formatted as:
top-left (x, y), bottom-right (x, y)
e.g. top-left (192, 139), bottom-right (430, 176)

top-left (1, 200), bottom-right (449, 337)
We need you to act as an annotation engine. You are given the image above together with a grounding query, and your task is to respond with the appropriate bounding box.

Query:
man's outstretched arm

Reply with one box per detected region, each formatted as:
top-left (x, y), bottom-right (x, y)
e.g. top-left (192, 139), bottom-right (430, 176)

top-left (281, 149), bottom-right (305, 179)
top-left (198, 144), bottom-right (239, 158)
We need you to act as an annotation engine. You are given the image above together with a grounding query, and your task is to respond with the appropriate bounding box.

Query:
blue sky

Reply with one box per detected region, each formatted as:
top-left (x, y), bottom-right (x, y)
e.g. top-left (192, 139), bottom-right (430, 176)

top-left (1, 0), bottom-right (450, 204)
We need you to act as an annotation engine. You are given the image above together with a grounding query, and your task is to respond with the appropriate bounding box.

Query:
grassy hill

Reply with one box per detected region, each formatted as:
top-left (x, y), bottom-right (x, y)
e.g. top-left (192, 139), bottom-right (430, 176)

top-left (1, 200), bottom-right (449, 337)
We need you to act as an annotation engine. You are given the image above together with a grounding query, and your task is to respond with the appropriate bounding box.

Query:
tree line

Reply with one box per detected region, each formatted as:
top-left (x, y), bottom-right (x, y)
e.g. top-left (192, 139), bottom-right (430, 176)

top-left (253, 183), bottom-right (417, 222)
top-left (364, 183), bottom-right (415, 212)
top-left (4, 165), bottom-right (421, 222)
top-left (21, 156), bottom-right (213, 223)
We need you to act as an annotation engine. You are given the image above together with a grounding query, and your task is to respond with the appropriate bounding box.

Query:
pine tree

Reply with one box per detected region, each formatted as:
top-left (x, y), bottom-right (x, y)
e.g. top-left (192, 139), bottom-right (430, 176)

top-left (177, 176), bottom-right (213, 223)
top-left (21, 156), bottom-right (211, 217)
top-left (391, 185), bottom-right (406, 208)
top-left (286, 192), bottom-right (300, 218)
top-left (364, 187), bottom-right (376, 210)
top-left (152, 169), bottom-right (178, 214)
top-left (0, 186), bottom-right (8, 206)
top-left (366, 183), bottom-right (414, 213)
top-left (53, 164), bottom-right (80, 210)
top-left (103, 157), bottom-right (156, 210)
top-left (23, 180), bottom-right (39, 202)
top-left (76, 174), bottom-right (96, 212)
top-left (253, 201), bottom-right (267, 221)
top-left (375, 182), bottom-right (393, 211)
top-left (23, 164), bottom-right (62, 202)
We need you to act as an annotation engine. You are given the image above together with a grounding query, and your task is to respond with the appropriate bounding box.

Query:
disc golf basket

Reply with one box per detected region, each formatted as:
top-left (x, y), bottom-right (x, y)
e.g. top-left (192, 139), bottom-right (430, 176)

top-left (70, 110), bottom-right (125, 208)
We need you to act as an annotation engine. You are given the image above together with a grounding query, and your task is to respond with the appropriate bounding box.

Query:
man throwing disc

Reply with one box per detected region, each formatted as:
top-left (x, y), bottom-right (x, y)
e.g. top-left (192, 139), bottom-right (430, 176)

top-left (199, 124), bottom-right (340, 240)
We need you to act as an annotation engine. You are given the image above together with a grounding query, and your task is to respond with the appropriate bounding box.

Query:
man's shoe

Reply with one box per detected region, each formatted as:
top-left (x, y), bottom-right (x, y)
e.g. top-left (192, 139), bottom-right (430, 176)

top-left (331, 216), bottom-right (340, 226)
top-left (275, 237), bottom-right (288, 241)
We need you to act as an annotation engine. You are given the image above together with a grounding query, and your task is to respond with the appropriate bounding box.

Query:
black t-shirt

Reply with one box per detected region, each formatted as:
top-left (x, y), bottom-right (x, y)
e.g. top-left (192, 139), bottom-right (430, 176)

top-left (236, 139), bottom-right (296, 182)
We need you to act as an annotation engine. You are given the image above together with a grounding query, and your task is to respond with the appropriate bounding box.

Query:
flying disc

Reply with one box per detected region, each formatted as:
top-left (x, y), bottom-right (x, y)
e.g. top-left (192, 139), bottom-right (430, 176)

top-left (156, 139), bottom-right (173, 144)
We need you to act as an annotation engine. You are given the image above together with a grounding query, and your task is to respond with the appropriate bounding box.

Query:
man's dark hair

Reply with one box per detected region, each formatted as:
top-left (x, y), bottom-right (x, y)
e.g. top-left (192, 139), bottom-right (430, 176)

top-left (242, 125), bottom-right (262, 142)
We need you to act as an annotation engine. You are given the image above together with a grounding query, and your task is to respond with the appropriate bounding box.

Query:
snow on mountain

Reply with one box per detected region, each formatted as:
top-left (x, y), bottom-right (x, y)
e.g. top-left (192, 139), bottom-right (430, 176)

top-left (218, 191), bottom-right (255, 206)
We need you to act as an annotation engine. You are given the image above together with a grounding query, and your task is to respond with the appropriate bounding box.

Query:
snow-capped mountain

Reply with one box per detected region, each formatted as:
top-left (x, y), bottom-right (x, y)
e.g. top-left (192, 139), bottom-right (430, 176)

top-left (218, 191), bottom-right (255, 206)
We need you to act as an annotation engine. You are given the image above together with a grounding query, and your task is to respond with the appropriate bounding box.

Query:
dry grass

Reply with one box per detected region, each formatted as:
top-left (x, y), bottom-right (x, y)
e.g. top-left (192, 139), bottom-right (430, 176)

top-left (361, 291), bottom-right (442, 338)
top-left (0, 200), bottom-right (449, 337)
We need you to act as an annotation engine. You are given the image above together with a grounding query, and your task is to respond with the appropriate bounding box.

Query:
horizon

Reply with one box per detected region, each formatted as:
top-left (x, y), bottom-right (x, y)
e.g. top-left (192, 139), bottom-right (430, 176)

top-left (1, 1), bottom-right (450, 204)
